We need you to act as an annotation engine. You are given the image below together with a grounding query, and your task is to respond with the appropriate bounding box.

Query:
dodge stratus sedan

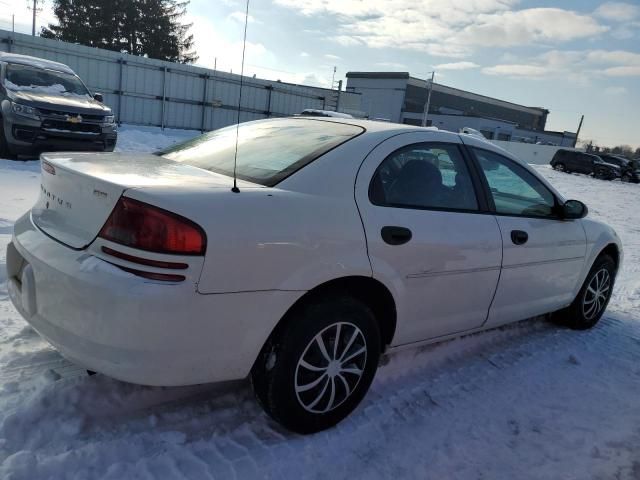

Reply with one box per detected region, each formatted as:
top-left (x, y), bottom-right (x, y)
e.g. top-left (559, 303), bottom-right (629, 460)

top-left (7, 118), bottom-right (622, 433)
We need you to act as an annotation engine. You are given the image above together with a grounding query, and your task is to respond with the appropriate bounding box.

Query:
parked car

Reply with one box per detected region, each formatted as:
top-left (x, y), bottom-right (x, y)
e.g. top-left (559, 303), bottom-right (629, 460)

top-left (7, 118), bottom-right (622, 433)
top-left (598, 154), bottom-right (640, 183)
top-left (300, 109), bottom-right (354, 118)
top-left (0, 52), bottom-right (117, 158)
top-left (550, 149), bottom-right (620, 180)
top-left (459, 126), bottom-right (486, 139)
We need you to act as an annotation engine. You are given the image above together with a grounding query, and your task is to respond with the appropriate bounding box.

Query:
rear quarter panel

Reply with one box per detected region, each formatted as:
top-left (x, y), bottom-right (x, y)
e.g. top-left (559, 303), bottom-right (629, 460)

top-left (124, 133), bottom-right (388, 294)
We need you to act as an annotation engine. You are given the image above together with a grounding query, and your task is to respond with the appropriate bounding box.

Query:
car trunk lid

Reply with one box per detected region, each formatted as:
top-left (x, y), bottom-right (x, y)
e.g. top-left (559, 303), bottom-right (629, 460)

top-left (32, 152), bottom-right (247, 249)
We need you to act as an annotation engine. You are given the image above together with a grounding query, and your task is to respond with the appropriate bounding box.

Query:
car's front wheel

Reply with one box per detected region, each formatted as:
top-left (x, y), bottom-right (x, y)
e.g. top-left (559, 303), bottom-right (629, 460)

top-left (621, 173), bottom-right (632, 183)
top-left (551, 254), bottom-right (616, 330)
top-left (251, 295), bottom-right (381, 434)
top-left (553, 162), bottom-right (566, 172)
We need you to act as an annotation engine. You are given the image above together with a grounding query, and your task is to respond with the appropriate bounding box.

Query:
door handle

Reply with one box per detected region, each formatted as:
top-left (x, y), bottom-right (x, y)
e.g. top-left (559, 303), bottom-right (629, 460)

top-left (381, 226), bottom-right (412, 246)
top-left (511, 230), bottom-right (529, 245)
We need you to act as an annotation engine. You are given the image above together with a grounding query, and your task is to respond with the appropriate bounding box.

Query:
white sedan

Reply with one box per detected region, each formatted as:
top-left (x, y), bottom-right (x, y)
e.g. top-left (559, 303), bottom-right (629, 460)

top-left (6, 118), bottom-right (622, 433)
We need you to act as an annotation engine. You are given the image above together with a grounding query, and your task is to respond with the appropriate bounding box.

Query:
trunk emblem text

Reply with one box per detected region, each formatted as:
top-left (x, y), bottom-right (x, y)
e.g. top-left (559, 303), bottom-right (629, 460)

top-left (41, 184), bottom-right (72, 210)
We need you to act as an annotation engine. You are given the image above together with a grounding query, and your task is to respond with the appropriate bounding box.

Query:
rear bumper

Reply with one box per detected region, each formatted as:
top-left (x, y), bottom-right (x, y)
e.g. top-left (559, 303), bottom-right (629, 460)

top-left (7, 212), bottom-right (302, 386)
top-left (3, 115), bottom-right (117, 157)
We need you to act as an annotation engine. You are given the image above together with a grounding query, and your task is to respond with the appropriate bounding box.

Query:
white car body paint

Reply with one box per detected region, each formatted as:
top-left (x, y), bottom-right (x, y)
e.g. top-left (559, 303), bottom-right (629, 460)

top-left (6, 118), bottom-right (622, 386)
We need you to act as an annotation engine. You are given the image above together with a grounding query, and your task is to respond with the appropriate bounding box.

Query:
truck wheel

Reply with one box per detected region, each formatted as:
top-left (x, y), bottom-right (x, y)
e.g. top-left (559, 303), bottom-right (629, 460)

top-left (251, 295), bottom-right (380, 434)
top-left (550, 254), bottom-right (616, 330)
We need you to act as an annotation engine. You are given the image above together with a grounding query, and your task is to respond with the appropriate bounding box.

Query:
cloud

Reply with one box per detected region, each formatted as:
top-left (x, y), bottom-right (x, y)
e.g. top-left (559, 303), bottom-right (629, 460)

top-left (603, 66), bottom-right (640, 76)
top-left (594, 2), bottom-right (640, 21)
top-left (227, 11), bottom-right (260, 24)
top-left (453, 8), bottom-right (608, 47)
top-left (482, 48), bottom-right (640, 80)
top-left (604, 86), bottom-right (628, 95)
top-left (482, 64), bottom-right (550, 77)
top-left (300, 52), bottom-right (310, 57)
top-left (273, 1), bottom-right (608, 58)
top-left (434, 61), bottom-right (479, 70)
top-left (333, 35), bottom-right (364, 46)
top-left (324, 54), bottom-right (341, 60)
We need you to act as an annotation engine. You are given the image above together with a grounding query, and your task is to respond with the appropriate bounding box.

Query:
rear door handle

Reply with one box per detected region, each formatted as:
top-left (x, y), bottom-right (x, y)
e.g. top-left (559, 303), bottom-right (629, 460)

top-left (510, 230), bottom-right (528, 245)
top-left (381, 226), bottom-right (412, 246)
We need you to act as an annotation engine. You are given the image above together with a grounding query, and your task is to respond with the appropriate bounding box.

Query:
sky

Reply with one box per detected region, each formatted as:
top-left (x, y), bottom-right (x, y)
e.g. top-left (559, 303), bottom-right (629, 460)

top-left (1, 0), bottom-right (639, 148)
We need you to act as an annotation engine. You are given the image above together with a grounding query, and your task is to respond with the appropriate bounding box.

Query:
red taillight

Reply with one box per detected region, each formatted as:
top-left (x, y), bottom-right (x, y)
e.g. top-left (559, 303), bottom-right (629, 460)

top-left (98, 197), bottom-right (206, 255)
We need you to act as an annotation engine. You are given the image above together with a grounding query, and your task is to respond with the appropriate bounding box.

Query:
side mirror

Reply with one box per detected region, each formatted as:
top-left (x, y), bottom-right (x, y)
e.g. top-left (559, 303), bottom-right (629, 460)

top-left (93, 92), bottom-right (104, 103)
top-left (562, 199), bottom-right (588, 219)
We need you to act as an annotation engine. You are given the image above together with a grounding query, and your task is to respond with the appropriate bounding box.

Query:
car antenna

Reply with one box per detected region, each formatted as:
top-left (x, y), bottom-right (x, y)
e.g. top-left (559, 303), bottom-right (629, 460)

top-left (231, 0), bottom-right (250, 193)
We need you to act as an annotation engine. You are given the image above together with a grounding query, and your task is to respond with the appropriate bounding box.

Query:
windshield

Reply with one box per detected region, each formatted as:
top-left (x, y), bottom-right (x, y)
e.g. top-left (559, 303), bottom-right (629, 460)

top-left (3, 64), bottom-right (90, 96)
top-left (158, 118), bottom-right (364, 186)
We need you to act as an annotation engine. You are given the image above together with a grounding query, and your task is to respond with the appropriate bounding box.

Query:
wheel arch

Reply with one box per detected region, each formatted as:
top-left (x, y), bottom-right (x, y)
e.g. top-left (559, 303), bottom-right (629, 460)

top-left (260, 276), bottom-right (397, 359)
top-left (599, 243), bottom-right (620, 272)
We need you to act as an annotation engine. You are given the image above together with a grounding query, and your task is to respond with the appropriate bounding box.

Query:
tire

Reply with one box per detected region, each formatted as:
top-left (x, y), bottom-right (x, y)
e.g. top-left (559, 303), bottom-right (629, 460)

top-left (553, 162), bottom-right (566, 172)
top-left (251, 295), bottom-right (381, 434)
top-left (550, 254), bottom-right (616, 330)
top-left (621, 173), bottom-right (632, 183)
top-left (594, 169), bottom-right (604, 180)
top-left (0, 120), bottom-right (15, 159)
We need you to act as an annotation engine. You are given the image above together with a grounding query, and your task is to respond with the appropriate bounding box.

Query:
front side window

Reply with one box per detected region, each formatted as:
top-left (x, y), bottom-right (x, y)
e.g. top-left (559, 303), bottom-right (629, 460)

top-left (370, 143), bottom-right (478, 211)
top-left (158, 118), bottom-right (364, 186)
top-left (473, 148), bottom-right (557, 218)
top-left (4, 64), bottom-right (89, 96)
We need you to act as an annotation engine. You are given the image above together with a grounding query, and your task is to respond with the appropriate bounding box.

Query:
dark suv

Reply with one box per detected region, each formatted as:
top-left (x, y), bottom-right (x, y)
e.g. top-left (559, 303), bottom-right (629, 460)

top-left (598, 154), bottom-right (640, 183)
top-left (0, 52), bottom-right (117, 158)
top-left (550, 149), bottom-right (620, 180)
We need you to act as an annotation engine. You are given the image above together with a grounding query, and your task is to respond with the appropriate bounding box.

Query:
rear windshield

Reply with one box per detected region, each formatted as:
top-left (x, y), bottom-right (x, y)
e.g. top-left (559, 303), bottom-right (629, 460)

top-left (157, 118), bottom-right (364, 186)
top-left (4, 64), bottom-right (89, 96)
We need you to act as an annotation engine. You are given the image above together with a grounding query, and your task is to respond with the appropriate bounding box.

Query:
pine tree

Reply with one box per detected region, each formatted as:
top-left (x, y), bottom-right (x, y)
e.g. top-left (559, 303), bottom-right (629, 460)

top-left (41, 0), bottom-right (198, 64)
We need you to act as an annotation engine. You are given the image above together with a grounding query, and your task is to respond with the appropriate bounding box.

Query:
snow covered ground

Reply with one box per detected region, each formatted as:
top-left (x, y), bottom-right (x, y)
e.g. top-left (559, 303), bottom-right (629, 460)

top-left (1, 127), bottom-right (640, 479)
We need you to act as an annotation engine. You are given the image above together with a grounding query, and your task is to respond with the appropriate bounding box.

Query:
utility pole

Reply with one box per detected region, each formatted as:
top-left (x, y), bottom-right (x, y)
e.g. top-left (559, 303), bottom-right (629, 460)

top-left (573, 114), bottom-right (584, 148)
top-left (28, 0), bottom-right (41, 36)
top-left (421, 71), bottom-right (435, 127)
top-left (331, 66), bottom-right (337, 89)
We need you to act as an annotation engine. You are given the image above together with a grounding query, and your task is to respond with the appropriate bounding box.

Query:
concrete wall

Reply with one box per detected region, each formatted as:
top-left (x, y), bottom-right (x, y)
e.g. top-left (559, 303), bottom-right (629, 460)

top-left (490, 140), bottom-right (583, 165)
top-left (1, 29), bottom-right (361, 131)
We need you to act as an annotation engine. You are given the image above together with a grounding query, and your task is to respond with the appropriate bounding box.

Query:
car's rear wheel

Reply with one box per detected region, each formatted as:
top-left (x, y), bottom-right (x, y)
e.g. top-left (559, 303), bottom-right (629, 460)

top-left (251, 295), bottom-right (380, 434)
top-left (550, 254), bottom-right (616, 330)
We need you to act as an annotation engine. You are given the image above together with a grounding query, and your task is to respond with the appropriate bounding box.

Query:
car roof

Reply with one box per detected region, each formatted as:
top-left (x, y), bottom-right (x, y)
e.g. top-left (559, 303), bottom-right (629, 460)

top-left (0, 52), bottom-right (76, 75)
top-left (302, 116), bottom-right (462, 138)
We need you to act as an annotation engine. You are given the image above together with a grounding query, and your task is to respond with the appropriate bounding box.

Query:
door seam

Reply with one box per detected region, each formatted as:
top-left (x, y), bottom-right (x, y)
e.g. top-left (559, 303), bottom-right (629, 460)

top-left (481, 215), bottom-right (504, 327)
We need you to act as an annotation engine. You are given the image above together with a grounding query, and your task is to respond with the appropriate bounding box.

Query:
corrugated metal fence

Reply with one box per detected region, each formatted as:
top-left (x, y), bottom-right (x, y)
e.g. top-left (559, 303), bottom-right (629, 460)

top-left (0, 29), bottom-right (361, 131)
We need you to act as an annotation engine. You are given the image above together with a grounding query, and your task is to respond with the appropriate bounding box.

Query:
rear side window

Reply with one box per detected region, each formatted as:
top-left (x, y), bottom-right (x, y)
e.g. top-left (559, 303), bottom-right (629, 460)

top-left (158, 118), bottom-right (364, 186)
top-left (369, 143), bottom-right (478, 211)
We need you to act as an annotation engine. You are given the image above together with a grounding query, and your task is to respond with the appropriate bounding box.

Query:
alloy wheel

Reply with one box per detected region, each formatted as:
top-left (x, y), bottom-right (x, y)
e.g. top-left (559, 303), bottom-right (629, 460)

top-left (582, 268), bottom-right (611, 320)
top-left (294, 322), bottom-right (367, 414)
